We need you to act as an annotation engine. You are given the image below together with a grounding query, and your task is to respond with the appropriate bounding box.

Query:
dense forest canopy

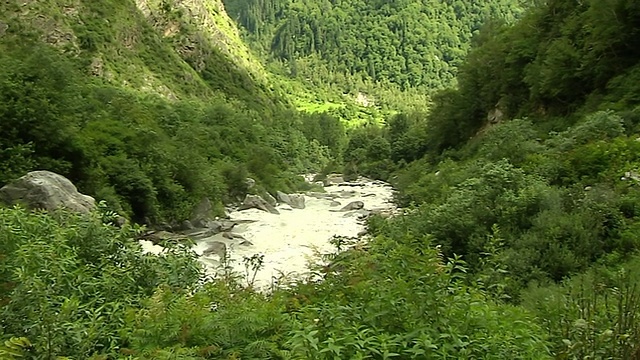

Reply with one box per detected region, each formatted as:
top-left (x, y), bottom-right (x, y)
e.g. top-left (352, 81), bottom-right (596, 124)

top-left (224, 0), bottom-right (527, 90)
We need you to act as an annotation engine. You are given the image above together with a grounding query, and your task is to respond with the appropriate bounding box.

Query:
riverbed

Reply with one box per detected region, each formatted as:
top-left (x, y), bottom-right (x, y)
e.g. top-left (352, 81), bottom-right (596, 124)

top-left (143, 177), bottom-right (396, 289)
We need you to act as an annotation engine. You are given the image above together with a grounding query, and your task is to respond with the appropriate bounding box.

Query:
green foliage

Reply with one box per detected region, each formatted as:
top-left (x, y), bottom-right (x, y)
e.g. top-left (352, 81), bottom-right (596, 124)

top-left (285, 235), bottom-right (550, 359)
top-left (125, 283), bottom-right (291, 359)
top-left (0, 206), bottom-right (202, 358)
top-left (0, 337), bottom-right (34, 359)
top-left (226, 0), bottom-right (525, 91)
top-left (522, 257), bottom-right (640, 359)
top-left (0, 18), bottom-right (332, 223)
top-left (420, 0), bottom-right (640, 152)
top-left (2, 0), bottom-right (640, 358)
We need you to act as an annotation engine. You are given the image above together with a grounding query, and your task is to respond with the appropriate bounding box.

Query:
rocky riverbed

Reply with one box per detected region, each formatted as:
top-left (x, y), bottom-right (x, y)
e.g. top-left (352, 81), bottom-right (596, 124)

top-left (141, 176), bottom-right (396, 289)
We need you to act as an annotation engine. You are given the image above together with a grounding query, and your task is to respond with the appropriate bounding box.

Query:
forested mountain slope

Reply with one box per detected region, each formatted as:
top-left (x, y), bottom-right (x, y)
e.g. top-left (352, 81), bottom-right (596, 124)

top-left (224, 0), bottom-right (527, 91)
top-left (0, 0), bottom-right (340, 223)
top-left (342, 0), bottom-right (640, 357)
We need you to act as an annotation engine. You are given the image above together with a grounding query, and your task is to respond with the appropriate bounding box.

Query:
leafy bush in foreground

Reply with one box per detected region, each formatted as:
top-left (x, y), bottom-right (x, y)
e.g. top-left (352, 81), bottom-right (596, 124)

top-left (0, 206), bottom-right (202, 358)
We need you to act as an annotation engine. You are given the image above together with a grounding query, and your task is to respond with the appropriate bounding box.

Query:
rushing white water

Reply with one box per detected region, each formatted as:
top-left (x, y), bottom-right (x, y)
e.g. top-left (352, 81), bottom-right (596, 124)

top-left (142, 177), bottom-right (396, 289)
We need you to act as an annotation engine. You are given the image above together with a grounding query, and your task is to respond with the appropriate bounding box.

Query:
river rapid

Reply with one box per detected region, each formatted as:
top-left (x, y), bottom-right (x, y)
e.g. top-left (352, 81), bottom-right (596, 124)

top-left (143, 176), bottom-right (396, 289)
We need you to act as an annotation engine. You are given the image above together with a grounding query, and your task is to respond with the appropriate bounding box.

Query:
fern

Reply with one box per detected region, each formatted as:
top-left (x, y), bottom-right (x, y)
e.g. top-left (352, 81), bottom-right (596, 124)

top-left (0, 337), bottom-right (33, 359)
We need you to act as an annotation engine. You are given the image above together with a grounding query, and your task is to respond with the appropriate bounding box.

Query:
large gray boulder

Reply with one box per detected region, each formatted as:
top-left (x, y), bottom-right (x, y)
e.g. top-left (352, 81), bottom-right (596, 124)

top-left (276, 191), bottom-right (306, 209)
top-left (238, 194), bottom-right (280, 214)
top-left (0, 171), bottom-right (95, 214)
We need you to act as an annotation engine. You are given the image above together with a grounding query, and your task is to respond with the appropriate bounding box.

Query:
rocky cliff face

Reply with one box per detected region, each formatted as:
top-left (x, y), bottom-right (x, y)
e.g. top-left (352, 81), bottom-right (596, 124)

top-left (134, 0), bottom-right (265, 80)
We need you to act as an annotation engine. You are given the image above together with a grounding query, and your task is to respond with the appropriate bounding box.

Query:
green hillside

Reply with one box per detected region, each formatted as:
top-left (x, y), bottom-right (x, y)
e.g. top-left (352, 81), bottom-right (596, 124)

top-left (344, 0), bottom-right (640, 357)
top-left (0, 0), bottom-right (342, 222)
top-left (224, 0), bottom-right (527, 90)
top-left (222, 0), bottom-right (529, 127)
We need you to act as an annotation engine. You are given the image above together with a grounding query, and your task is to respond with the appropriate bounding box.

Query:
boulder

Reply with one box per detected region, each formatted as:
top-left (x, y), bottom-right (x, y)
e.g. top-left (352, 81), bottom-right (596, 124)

top-left (338, 201), bottom-right (364, 212)
top-left (114, 216), bottom-right (128, 227)
top-left (330, 200), bottom-right (342, 207)
top-left (264, 192), bottom-right (277, 207)
top-left (323, 174), bottom-right (345, 186)
top-left (0, 171), bottom-right (96, 214)
top-left (219, 221), bottom-right (237, 232)
top-left (192, 218), bottom-right (223, 231)
top-left (201, 241), bottom-right (227, 259)
top-left (357, 176), bottom-right (375, 183)
top-left (276, 191), bottom-right (306, 209)
top-left (370, 209), bottom-right (394, 219)
top-left (181, 220), bottom-right (195, 230)
top-left (191, 197), bottom-right (214, 228)
top-left (238, 194), bottom-right (280, 214)
top-left (245, 178), bottom-right (256, 189)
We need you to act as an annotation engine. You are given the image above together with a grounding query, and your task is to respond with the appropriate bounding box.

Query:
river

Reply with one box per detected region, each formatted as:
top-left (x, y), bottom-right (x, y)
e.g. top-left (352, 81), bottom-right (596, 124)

top-left (143, 176), bottom-right (396, 289)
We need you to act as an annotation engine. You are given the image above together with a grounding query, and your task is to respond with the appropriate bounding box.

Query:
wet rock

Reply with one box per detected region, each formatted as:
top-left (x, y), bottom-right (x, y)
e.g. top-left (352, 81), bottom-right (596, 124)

top-left (222, 232), bottom-right (246, 241)
top-left (191, 197), bottom-right (214, 228)
top-left (338, 201), bottom-right (364, 212)
top-left (140, 230), bottom-right (188, 244)
top-left (238, 194), bottom-right (280, 214)
top-left (343, 209), bottom-right (371, 218)
top-left (219, 221), bottom-right (237, 232)
top-left (182, 228), bottom-right (219, 240)
top-left (276, 191), bottom-right (306, 209)
top-left (0, 171), bottom-right (95, 214)
top-left (338, 182), bottom-right (366, 187)
top-left (323, 174), bottom-right (345, 186)
top-left (202, 241), bottom-right (227, 258)
top-left (370, 209), bottom-right (394, 219)
top-left (357, 176), bottom-right (375, 183)
top-left (307, 192), bottom-right (336, 200)
top-left (330, 200), bottom-right (342, 207)
top-left (264, 192), bottom-right (277, 207)
top-left (337, 190), bottom-right (357, 198)
top-left (181, 220), bottom-right (195, 230)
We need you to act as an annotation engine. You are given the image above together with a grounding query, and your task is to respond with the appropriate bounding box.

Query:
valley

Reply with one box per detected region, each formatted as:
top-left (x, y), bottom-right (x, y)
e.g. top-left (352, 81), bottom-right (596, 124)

top-left (1, 0), bottom-right (640, 358)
